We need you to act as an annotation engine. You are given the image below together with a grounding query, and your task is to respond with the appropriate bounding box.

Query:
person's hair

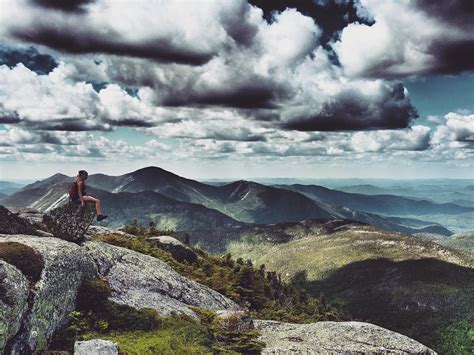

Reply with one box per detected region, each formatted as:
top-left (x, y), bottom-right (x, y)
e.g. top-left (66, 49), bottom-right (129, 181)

top-left (78, 170), bottom-right (88, 178)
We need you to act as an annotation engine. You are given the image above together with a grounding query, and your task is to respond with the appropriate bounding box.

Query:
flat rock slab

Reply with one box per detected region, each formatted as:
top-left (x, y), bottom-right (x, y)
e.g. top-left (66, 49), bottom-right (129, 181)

top-left (84, 240), bottom-right (238, 317)
top-left (43, 201), bottom-right (96, 243)
top-left (254, 320), bottom-right (436, 354)
top-left (74, 339), bottom-right (118, 355)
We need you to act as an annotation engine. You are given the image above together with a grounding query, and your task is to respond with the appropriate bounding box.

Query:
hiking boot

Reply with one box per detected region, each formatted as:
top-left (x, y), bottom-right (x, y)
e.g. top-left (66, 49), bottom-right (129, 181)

top-left (97, 214), bottom-right (108, 221)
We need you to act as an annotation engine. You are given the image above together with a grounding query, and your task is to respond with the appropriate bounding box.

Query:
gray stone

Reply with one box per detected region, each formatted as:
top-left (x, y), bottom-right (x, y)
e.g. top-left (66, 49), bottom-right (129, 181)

top-left (0, 206), bottom-right (38, 236)
top-left (84, 240), bottom-right (238, 317)
top-left (148, 235), bottom-right (198, 263)
top-left (74, 339), bottom-right (118, 355)
top-left (16, 209), bottom-right (44, 226)
top-left (0, 235), bottom-right (96, 353)
top-left (86, 225), bottom-right (135, 239)
top-left (43, 201), bottom-right (96, 243)
top-left (0, 260), bottom-right (29, 352)
top-left (254, 320), bottom-right (437, 354)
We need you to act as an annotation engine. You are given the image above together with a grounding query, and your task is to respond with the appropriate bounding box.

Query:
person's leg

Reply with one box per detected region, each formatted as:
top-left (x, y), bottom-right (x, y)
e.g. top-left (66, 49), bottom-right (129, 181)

top-left (82, 195), bottom-right (102, 215)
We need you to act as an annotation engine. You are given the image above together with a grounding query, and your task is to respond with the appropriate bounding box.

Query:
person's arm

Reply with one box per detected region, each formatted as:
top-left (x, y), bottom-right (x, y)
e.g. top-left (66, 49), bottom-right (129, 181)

top-left (78, 181), bottom-right (85, 206)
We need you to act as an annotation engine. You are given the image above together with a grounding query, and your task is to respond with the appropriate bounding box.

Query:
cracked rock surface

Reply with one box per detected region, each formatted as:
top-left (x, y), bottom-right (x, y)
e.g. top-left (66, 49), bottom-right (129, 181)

top-left (255, 320), bottom-right (437, 354)
top-left (0, 235), bottom-right (95, 354)
top-left (84, 240), bottom-right (238, 317)
top-left (0, 260), bottom-right (29, 351)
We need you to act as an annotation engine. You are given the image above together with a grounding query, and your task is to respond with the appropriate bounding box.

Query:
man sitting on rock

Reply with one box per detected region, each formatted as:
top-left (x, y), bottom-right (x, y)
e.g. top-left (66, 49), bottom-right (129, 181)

top-left (69, 170), bottom-right (108, 221)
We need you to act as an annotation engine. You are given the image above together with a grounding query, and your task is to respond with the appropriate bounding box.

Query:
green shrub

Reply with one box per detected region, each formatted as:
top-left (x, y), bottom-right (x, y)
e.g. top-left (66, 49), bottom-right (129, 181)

top-left (122, 219), bottom-right (174, 237)
top-left (192, 308), bottom-right (264, 354)
top-left (0, 242), bottom-right (44, 283)
top-left (98, 234), bottom-right (346, 323)
top-left (51, 278), bottom-right (234, 353)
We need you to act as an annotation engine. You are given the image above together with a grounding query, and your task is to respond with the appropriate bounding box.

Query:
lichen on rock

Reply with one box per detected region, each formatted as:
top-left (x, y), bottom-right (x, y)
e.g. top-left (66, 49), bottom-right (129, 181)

top-left (0, 235), bottom-right (96, 353)
top-left (43, 201), bottom-right (96, 243)
top-left (74, 339), bottom-right (118, 355)
top-left (0, 260), bottom-right (29, 352)
top-left (255, 320), bottom-right (437, 354)
top-left (84, 240), bottom-right (239, 317)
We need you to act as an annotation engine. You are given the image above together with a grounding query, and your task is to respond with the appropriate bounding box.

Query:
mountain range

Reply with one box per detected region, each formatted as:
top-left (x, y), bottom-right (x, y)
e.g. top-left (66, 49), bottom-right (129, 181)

top-left (278, 184), bottom-right (474, 215)
top-left (1, 166), bottom-right (463, 250)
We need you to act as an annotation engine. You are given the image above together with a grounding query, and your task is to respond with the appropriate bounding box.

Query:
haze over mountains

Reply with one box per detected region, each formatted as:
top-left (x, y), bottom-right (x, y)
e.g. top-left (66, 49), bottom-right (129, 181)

top-left (2, 166), bottom-right (472, 251)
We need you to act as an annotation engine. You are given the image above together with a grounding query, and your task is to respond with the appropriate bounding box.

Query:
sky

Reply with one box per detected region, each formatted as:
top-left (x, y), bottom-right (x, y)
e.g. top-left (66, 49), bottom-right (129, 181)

top-left (0, 0), bottom-right (473, 180)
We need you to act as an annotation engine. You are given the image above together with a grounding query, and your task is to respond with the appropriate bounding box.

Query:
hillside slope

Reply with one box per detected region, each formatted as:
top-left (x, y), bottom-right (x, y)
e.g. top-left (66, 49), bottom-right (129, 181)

top-left (227, 223), bottom-right (473, 354)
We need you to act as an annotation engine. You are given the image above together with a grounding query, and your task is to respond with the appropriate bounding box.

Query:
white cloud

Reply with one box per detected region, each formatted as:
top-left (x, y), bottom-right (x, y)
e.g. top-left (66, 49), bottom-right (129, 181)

top-left (333, 0), bottom-right (474, 77)
top-left (432, 112), bottom-right (474, 144)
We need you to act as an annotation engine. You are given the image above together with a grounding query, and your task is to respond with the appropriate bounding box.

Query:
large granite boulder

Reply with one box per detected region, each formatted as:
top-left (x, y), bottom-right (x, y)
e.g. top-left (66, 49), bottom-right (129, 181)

top-left (84, 240), bottom-right (238, 317)
top-left (0, 260), bottom-right (29, 352)
top-left (148, 235), bottom-right (198, 263)
top-left (43, 201), bottom-right (96, 243)
top-left (255, 320), bottom-right (436, 354)
top-left (0, 206), bottom-right (38, 235)
top-left (0, 235), bottom-right (96, 354)
top-left (74, 339), bottom-right (118, 355)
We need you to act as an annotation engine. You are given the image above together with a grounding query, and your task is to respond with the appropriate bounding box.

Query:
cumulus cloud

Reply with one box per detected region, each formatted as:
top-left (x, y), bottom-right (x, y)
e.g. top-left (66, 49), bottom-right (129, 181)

top-left (0, 126), bottom-right (172, 161)
top-left (432, 112), bottom-right (474, 145)
top-left (333, 0), bottom-right (474, 78)
top-left (350, 125), bottom-right (431, 152)
top-left (3, 0), bottom-right (256, 65)
top-left (0, 0), bottom-right (419, 132)
top-left (0, 63), bottom-right (167, 130)
top-left (1, 0), bottom-right (470, 171)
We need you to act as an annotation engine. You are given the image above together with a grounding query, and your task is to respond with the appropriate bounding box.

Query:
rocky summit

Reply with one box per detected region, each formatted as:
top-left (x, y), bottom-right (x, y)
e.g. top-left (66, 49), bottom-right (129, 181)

top-left (43, 201), bottom-right (96, 243)
top-left (0, 205), bottom-right (438, 354)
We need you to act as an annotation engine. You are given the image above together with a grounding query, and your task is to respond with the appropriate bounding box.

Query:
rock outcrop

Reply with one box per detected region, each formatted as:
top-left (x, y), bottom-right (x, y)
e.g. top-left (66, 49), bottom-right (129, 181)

top-left (74, 339), bottom-right (118, 355)
top-left (43, 201), bottom-right (96, 243)
top-left (148, 235), bottom-right (198, 263)
top-left (255, 320), bottom-right (437, 354)
top-left (84, 240), bottom-right (238, 317)
top-left (0, 206), bottom-right (38, 236)
top-left (86, 225), bottom-right (135, 239)
top-left (0, 260), bottom-right (29, 351)
top-left (0, 235), bottom-right (96, 353)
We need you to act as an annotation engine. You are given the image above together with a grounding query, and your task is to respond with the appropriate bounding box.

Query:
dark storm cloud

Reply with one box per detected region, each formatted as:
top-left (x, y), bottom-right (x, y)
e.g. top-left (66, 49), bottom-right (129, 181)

top-left (428, 38), bottom-right (474, 75)
top-left (249, 0), bottom-right (373, 46)
top-left (11, 26), bottom-right (214, 65)
top-left (0, 45), bottom-right (57, 75)
top-left (22, 118), bottom-right (110, 132)
top-left (0, 104), bottom-right (20, 124)
top-left (282, 84), bottom-right (417, 131)
top-left (163, 85), bottom-right (280, 109)
top-left (415, 0), bottom-right (474, 29)
top-left (0, 110), bottom-right (20, 124)
top-left (103, 118), bottom-right (155, 128)
top-left (31, 0), bottom-right (95, 13)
